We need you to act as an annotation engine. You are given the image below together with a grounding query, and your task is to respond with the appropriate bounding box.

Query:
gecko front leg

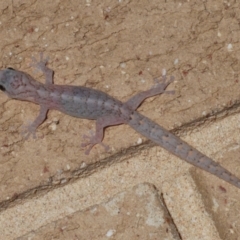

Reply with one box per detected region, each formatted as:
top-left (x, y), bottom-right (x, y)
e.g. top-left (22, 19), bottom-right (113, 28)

top-left (21, 106), bottom-right (49, 139)
top-left (31, 53), bottom-right (53, 84)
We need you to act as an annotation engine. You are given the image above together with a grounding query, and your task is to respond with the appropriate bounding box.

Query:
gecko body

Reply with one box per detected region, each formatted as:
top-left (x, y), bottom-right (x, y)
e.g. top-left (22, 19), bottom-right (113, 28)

top-left (0, 56), bottom-right (240, 189)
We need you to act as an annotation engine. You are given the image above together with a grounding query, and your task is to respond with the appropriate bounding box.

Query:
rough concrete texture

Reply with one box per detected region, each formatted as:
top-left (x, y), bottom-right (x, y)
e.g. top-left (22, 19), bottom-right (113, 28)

top-left (0, 0), bottom-right (240, 239)
top-left (18, 183), bottom-right (180, 240)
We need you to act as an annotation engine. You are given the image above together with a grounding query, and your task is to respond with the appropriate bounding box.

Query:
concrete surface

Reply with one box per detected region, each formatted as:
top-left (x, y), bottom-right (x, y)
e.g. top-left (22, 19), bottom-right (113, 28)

top-left (0, 0), bottom-right (240, 239)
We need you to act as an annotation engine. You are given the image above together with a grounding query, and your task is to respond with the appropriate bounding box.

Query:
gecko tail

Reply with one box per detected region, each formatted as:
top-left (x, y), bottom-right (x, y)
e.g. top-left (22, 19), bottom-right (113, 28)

top-left (128, 111), bottom-right (240, 189)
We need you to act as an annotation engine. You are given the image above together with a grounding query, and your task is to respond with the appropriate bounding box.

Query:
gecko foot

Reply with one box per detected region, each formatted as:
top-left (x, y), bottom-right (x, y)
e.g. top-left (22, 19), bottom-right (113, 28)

top-left (152, 75), bottom-right (175, 95)
top-left (81, 131), bottom-right (110, 155)
top-left (20, 122), bottom-right (43, 140)
top-left (30, 53), bottom-right (53, 84)
top-left (30, 53), bottom-right (49, 74)
top-left (21, 121), bottom-right (37, 139)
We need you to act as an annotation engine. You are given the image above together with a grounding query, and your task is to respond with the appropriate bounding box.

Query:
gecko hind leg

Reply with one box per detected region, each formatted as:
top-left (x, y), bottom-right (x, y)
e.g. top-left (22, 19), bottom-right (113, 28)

top-left (81, 130), bottom-right (110, 155)
top-left (125, 75), bottom-right (174, 110)
top-left (81, 115), bottom-right (126, 155)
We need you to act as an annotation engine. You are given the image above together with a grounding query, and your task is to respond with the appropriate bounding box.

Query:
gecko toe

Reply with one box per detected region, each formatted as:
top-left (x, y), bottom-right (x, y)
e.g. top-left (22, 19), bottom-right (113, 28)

top-left (30, 53), bottom-right (49, 73)
top-left (81, 130), bottom-right (110, 154)
top-left (20, 123), bottom-right (39, 140)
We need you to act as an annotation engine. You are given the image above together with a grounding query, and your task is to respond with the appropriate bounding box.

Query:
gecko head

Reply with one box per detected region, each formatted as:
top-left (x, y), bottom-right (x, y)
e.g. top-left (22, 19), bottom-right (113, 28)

top-left (0, 68), bottom-right (32, 99)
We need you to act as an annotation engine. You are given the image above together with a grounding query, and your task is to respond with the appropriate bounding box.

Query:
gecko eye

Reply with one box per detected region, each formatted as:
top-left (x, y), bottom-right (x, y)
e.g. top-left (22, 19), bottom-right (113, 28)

top-left (0, 85), bottom-right (6, 91)
top-left (7, 67), bottom-right (15, 70)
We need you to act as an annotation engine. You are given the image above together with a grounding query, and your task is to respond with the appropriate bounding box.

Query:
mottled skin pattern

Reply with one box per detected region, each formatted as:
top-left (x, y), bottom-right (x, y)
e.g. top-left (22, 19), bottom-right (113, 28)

top-left (0, 55), bottom-right (240, 189)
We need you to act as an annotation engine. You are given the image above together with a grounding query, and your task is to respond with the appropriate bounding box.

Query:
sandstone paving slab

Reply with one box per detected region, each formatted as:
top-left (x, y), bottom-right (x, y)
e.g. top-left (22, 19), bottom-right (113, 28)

top-left (18, 183), bottom-right (180, 240)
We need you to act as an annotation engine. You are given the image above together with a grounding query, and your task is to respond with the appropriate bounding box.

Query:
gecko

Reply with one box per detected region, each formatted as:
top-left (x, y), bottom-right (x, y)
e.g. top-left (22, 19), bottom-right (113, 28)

top-left (0, 55), bottom-right (240, 190)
